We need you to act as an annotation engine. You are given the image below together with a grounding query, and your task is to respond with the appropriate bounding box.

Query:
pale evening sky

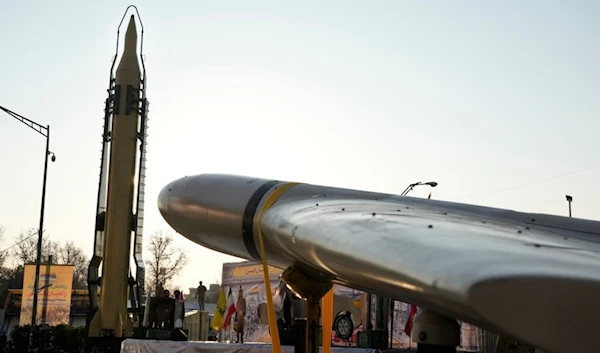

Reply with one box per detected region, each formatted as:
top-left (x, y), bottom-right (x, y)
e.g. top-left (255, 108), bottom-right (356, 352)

top-left (0, 0), bottom-right (598, 292)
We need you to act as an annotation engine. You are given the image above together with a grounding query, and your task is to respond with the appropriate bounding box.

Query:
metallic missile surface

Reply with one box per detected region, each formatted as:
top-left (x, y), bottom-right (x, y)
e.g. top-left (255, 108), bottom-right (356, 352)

top-left (159, 174), bottom-right (600, 353)
top-left (88, 15), bottom-right (142, 338)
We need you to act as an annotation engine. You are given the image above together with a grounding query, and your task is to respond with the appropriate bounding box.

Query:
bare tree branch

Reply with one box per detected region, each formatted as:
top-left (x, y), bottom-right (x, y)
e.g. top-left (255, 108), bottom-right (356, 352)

top-left (56, 241), bottom-right (89, 289)
top-left (10, 228), bottom-right (58, 266)
top-left (0, 225), bottom-right (7, 268)
top-left (6, 229), bottom-right (88, 289)
top-left (145, 230), bottom-right (188, 295)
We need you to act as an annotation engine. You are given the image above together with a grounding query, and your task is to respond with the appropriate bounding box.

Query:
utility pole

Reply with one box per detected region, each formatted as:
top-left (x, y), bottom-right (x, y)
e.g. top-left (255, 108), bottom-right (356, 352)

top-left (566, 195), bottom-right (573, 217)
top-left (0, 105), bottom-right (56, 352)
top-left (401, 181), bottom-right (438, 196)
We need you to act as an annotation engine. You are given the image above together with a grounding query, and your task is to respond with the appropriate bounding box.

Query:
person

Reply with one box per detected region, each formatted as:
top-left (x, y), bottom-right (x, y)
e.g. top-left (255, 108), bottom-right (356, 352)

top-left (195, 281), bottom-right (207, 311)
top-left (235, 286), bottom-right (246, 343)
top-left (282, 285), bottom-right (294, 329)
top-left (173, 290), bottom-right (185, 328)
top-left (154, 289), bottom-right (171, 328)
top-left (163, 289), bottom-right (173, 328)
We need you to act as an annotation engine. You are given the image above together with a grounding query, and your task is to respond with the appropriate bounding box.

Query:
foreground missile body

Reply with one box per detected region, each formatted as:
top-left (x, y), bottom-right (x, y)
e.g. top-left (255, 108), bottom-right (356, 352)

top-left (88, 15), bottom-right (143, 338)
top-left (159, 174), bottom-right (600, 353)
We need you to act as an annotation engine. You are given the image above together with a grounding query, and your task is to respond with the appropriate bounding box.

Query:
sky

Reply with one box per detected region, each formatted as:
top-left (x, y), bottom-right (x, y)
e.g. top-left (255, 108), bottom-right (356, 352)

top-left (0, 0), bottom-right (599, 292)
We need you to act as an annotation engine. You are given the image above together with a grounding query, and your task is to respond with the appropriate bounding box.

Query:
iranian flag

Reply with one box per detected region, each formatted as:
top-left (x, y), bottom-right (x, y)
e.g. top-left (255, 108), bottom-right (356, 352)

top-left (222, 287), bottom-right (237, 330)
top-left (404, 304), bottom-right (418, 337)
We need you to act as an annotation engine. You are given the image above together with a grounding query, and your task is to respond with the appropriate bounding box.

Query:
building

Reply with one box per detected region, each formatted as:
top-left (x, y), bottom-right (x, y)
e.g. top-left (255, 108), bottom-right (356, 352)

top-left (1, 286), bottom-right (220, 336)
top-left (1, 289), bottom-right (89, 334)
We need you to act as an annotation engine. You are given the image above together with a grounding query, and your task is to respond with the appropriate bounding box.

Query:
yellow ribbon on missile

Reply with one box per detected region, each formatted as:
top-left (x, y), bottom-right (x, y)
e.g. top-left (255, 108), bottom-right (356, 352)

top-left (322, 287), bottom-right (334, 353)
top-left (256, 182), bottom-right (299, 353)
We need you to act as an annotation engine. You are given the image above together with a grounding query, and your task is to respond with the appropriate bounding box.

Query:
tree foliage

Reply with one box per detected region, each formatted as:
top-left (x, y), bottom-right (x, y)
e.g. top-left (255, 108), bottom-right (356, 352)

top-left (10, 228), bottom-right (59, 266)
top-left (56, 241), bottom-right (88, 289)
top-left (145, 230), bottom-right (188, 296)
top-left (0, 225), bottom-right (7, 268)
top-left (0, 225), bottom-right (90, 304)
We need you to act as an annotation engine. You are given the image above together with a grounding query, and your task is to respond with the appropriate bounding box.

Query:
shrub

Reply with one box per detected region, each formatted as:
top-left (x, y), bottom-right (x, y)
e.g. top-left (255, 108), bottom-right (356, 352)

top-left (7, 324), bottom-right (86, 353)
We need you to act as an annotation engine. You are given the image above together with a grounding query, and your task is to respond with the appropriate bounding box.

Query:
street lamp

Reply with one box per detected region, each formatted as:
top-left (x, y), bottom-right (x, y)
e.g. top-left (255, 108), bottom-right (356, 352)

top-left (401, 181), bottom-right (438, 196)
top-left (0, 105), bottom-right (55, 350)
top-left (566, 195), bottom-right (573, 217)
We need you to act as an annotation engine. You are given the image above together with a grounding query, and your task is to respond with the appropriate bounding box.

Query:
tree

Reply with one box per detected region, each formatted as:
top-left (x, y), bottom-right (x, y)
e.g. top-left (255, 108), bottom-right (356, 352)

top-left (8, 229), bottom-right (88, 289)
top-left (56, 241), bottom-right (88, 289)
top-left (0, 225), bottom-right (8, 268)
top-left (0, 225), bottom-right (18, 304)
top-left (10, 228), bottom-right (59, 266)
top-left (145, 230), bottom-right (188, 296)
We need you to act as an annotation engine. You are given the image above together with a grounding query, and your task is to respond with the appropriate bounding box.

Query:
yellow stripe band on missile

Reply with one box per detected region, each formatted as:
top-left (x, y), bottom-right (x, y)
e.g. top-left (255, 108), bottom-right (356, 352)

top-left (322, 287), bottom-right (334, 353)
top-left (256, 182), bottom-right (300, 353)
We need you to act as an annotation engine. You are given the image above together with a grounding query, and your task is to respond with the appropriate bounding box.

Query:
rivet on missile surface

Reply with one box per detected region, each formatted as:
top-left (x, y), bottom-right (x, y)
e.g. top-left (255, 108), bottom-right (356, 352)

top-left (428, 225), bottom-right (433, 228)
top-left (534, 244), bottom-right (541, 248)
top-left (342, 208), bottom-right (345, 211)
top-left (168, 189), bottom-right (171, 192)
top-left (397, 209), bottom-right (401, 212)
top-left (316, 203), bottom-right (319, 206)
top-left (482, 221), bottom-right (486, 224)
top-left (563, 237), bottom-right (568, 240)
top-left (406, 206), bottom-right (409, 209)
top-left (526, 227), bottom-right (530, 230)
top-left (443, 212), bottom-right (447, 215)
top-left (517, 230), bottom-right (522, 234)
top-left (372, 212), bottom-right (376, 216)
top-left (531, 218), bottom-right (536, 222)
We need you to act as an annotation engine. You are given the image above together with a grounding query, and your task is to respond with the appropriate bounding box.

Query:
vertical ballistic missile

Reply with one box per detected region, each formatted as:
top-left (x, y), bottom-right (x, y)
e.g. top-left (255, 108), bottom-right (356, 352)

top-left (88, 15), bottom-right (141, 337)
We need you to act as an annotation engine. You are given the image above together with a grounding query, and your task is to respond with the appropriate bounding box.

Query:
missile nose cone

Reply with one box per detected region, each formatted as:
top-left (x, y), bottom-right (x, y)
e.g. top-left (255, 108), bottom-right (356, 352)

top-left (157, 179), bottom-right (177, 222)
top-left (157, 174), bottom-right (280, 260)
top-left (123, 15), bottom-right (138, 54)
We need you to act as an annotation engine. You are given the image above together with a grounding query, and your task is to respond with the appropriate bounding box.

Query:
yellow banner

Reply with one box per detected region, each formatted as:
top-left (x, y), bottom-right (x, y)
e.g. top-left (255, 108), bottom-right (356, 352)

top-left (231, 264), bottom-right (283, 278)
top-left (20, 264), bottom-right (74, 326)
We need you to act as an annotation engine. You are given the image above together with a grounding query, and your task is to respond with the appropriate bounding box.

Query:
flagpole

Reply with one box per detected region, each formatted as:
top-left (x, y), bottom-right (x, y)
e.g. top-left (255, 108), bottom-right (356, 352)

top-left (389, 299), bottom-right (394, 348)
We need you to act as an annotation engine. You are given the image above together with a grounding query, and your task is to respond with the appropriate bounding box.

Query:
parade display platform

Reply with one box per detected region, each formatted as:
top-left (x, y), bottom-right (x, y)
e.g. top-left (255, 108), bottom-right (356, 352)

top-left (120, 339), bottom-right (397, 353)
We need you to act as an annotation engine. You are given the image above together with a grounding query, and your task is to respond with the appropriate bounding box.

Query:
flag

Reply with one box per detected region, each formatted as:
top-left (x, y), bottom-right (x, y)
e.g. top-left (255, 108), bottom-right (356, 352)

top-left (211, 288), bottom-right (227, 332)
top-left (223, 287), bottom-right (237, 330)
top-left (404, 304), bottom-right (418, 337)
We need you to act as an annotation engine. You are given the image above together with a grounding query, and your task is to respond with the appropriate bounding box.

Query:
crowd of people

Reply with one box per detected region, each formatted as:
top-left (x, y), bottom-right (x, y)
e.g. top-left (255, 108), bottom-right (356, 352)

top-left (155, 283), bottom-right (186, 301)
top-left (150, 283), bottom-right (186, 329)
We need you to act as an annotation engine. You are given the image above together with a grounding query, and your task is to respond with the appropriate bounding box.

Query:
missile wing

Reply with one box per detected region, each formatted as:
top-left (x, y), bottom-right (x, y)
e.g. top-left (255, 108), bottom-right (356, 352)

top-left (158, 174), bottom-right (600, 353)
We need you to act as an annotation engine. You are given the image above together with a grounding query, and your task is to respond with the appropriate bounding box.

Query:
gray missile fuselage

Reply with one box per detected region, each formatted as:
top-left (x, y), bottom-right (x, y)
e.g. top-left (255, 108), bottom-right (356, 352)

top-left (158, 173), bottom-right (600, 353)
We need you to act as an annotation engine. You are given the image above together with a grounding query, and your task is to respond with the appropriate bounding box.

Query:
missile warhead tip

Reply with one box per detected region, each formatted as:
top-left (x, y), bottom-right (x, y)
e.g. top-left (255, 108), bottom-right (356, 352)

top-left (123, 15), bottom-right (138, 54)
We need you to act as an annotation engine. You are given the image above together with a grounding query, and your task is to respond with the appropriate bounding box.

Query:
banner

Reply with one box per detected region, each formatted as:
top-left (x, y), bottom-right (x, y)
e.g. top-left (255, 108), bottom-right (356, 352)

top-left (222, 262), bottom-right (284, 285)
top-left (220, 262), bottom-right (479, 350)
top-left (20, 264), bottom-right (74, 326)
top-left (221, 261), bottom-right (284, 342)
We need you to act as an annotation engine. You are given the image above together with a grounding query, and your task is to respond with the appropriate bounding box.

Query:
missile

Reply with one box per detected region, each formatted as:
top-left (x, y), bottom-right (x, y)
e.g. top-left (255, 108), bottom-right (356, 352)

top-left (88, 14), bottom-right (141, 338)
top-left (158, 173), bottom-right (600, 353)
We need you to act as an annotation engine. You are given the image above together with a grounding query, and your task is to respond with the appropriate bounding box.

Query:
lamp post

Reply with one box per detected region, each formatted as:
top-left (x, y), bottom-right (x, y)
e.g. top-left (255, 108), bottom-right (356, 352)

top-left (566, 195), bottom-right (573, 217)
top-left (0, 105), bottom-right (55, 351)
top-left (401, 181), bottom-right (438, 196)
